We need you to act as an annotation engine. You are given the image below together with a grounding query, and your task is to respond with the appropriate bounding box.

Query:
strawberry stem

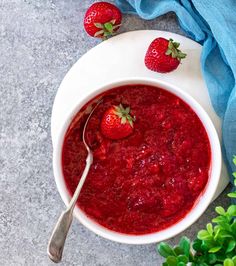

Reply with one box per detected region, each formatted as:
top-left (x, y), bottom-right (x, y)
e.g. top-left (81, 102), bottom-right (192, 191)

top-left (94, 19), bottom-right (121, 39)
top-left (113, 104), bottom-right (135, 128)
top-left (165, 39), bottom-right (187, 61)
top-left (104, 22), bottom-right (113, 33)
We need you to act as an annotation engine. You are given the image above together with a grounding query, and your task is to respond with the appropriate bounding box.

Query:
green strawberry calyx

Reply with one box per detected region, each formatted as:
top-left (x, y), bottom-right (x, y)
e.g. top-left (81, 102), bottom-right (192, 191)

top-left (113, 104), bottom-right (135, 127)
top-left (94, 19), bottom-right (121, 39)
top-left (165, 38), bottom-right (187, 61)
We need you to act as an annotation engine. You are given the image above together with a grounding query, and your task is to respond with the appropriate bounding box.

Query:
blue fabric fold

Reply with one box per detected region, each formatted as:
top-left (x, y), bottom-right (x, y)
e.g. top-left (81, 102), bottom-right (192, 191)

top-left (116, 0), bottom-right (236, 186)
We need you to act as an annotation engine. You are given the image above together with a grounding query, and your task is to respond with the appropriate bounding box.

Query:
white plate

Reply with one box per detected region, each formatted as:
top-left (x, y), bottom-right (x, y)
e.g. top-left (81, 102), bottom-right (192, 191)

top-left (51, 30), bottom-right (229, 200)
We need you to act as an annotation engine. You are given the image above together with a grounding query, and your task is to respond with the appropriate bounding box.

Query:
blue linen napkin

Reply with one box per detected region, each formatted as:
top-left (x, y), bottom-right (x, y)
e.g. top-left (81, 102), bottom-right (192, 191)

top-left (116, 0), bottom-right (236, 186)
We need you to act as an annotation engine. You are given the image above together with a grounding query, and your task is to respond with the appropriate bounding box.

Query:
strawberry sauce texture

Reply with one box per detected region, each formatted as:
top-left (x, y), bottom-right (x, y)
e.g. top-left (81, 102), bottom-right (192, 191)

top-left (62, 85), bottom-right (211, 235)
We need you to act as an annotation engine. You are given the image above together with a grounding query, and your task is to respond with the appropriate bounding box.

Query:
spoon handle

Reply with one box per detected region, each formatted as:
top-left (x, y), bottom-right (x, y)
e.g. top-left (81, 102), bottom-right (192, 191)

top-left (47, 100), bottom-right (99, 263)
top-left (47, 209), bottom-right (73, 263)
top-left (68, 152), bottom-right (93, 210)
top-left (47, 153), bottom-right (93, 263)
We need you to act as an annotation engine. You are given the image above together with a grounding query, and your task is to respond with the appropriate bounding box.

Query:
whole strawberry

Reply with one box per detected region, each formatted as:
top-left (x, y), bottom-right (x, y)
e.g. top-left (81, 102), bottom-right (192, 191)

top-left (84, 2), bottom-right (122, 39)
top-left (145, 38), bottom-right (187, 73)
top-left (101, 104), bottom-right (135, 140)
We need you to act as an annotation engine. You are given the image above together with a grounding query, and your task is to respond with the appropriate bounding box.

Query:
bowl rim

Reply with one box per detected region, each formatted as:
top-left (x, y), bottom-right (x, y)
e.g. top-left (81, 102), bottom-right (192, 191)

top-left (53, 77), bottom-right (222, 244)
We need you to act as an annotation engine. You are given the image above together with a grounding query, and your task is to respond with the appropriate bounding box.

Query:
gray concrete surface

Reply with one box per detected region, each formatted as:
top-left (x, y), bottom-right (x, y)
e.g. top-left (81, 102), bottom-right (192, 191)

top-left (0, 0), bottom-right (230, 265)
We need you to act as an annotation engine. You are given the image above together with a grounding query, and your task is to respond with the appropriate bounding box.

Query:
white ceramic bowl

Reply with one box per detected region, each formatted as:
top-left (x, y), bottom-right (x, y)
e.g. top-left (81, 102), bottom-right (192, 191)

top-left (53, 77), bottom-right (222, 244)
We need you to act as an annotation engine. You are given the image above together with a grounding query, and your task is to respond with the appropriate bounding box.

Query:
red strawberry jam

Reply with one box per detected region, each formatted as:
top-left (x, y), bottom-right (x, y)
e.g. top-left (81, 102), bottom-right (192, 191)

top-left (62, 85), bottom-right (211, 235)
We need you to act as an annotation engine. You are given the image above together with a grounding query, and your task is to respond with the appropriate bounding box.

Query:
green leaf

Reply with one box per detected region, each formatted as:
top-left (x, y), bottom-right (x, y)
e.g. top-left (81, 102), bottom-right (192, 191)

top-left (216, 253), bottom-right (229, 262)
top-left (227, 205), bottom-right (236, 216)
top-left (121, 116), bottom-right (126, 124)
top-left (167, 39), bottom-right (187, 60)
top-left (208, 254), bottom-right (217, 264)
top-left (178, 255), bottom-right (188, 263)
top-left (234, 177), bottom-right (236, 186)
top-left (207, 223), bottom-right (213, 235)
top-left (217, 222), bottom-right (232, 232)
top-left (192, 239), bottom-right (203, 252)
top-left (233, 155), bottom-right (236, 166)
top-left (227, 251), bottom-right (236, 259)
top-left (179, 237), bottom-right (190, 257)
top-left (208, 246), bottom-right (222, 253)
top-left (113, 24), bottom-right (121, 30)
top-left (110, 19), bottom-right (116, 25)
top-left (172, 52), bottom-right (177, 58)
top-left (212, 215), bottom-right (227, 223)
top-left (228, 192), bottom-right (236, 198)
top-left (224, 258), bottom-right (234, 266)
top-left (103, 31), bottom-right (111, 37)
top-left (226, 240), bottom-right (236, 253)
top-left (201, 241), bottom-right (211, 251)
top-left (157, 243), bottom-right (175, 258)
top-left (167, 256), bottom-right (178, 265)
top-left (165, 50), bottom-right (172, 55)
top-left (178, 52), bottom-right (187, 59)
top-left (94, 29), bottom-right (104, 37)
top-left (94, 23), bottom-right (104, 29)
top-left (125, 107), bottom-right (130, 114)
top-left (217, 230), bottom-right (233, 239)
top-left (104, 22), bottom-right (113, 33)
top-left (168, 41), bottom-right (173, 49)
top-left (232, 256), bottom-right (236, 264)
top-left (198, 230), bottom-right (212, 241)
top-left (214, 224), bottom-right (220, 231)
top-left (214, 228), bottom-right (221, 241)
top-left (216, 206), bottom-right (226, 215)
top-left (177, 262), bottom-right (186, 266)
top-left (174, 246), bottom-right (184, 256)
top-left (173, 42), bottom-right (180, 48)
top-left (231, 222), bottom-right (236, 234)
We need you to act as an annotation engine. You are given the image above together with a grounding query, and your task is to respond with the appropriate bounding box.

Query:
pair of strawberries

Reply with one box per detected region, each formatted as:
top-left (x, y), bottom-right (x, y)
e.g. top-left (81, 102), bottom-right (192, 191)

top-left (84, 1), bottom-right (186, 73)
top-left (84, 1), bottom-right (187, 140)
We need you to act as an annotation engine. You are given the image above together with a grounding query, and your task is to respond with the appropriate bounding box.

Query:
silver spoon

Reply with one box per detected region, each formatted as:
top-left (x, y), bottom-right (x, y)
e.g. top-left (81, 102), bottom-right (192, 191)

top-left (47, 100), bottom-right (102, 263)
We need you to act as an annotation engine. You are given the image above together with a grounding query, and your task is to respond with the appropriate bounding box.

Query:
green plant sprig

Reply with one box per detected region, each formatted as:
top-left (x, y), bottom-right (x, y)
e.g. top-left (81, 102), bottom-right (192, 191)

top-left (158, 156), bottom-right (236, 266)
